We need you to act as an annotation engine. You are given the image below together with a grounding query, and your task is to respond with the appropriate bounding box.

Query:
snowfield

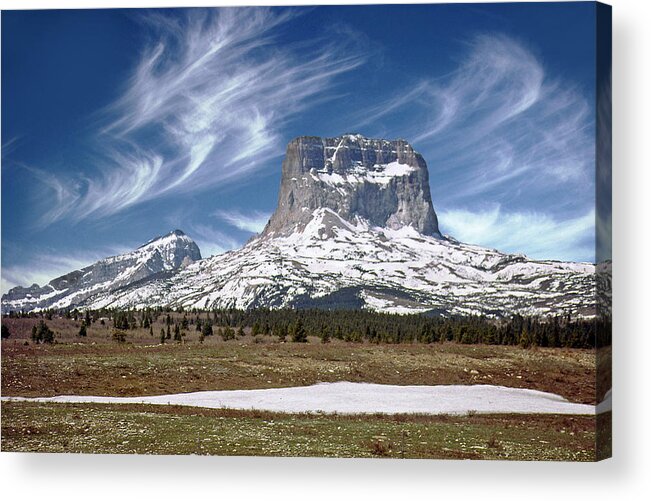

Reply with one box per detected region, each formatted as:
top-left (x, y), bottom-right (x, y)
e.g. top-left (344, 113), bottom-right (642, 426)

top-left (3, 382), bottom-right (597, 416)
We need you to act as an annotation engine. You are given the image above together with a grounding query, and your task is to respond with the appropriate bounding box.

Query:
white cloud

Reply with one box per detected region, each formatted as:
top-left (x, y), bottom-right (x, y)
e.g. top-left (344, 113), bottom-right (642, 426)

top-left (440, 206), bottom-right (595, 263)
top-left (40, 8), bottom-right (365, 223)
top-left (186, 223), bottom-right (242, 258)
top-left (214, 209), bottom-right (271, 234)
top-left (18, 163), bottom-right (82, 228)
top-left (1, 137), bottom-right (21, 160)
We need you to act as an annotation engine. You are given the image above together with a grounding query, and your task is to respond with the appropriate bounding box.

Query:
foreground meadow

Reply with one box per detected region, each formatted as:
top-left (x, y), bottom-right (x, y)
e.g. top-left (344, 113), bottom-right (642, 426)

top-left (1, 316), bottom-right (598, 403)
top-left (1, 316), bottom-right (608, 459)
top-left (2, 401), bottom-right (604, 461)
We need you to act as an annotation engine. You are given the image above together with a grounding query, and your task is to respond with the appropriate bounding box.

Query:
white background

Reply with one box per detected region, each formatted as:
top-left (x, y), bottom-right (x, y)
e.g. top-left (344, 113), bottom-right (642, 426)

top-left (1, 0), bottom-right (649, 499)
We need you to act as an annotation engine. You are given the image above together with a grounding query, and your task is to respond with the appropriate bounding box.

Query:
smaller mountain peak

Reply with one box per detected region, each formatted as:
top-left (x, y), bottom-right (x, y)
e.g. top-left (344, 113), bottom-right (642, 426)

top-left (139, 229), bottom-right (192, 249)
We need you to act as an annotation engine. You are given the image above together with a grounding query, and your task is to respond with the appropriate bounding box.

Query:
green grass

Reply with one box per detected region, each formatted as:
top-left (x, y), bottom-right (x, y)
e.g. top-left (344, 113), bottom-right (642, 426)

top-left (1, 401), bottom-right (598, 461)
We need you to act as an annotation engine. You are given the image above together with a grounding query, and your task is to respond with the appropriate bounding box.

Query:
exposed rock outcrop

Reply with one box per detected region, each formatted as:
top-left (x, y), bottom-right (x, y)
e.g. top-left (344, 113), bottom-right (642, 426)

top-left (263, 134), bottom-right (441, 237)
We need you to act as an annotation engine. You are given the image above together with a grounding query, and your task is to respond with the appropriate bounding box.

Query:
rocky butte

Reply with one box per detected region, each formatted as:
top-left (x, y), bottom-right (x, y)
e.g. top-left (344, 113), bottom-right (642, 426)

top-left (2, 134), bottom-right (596, 316)
top-left (263, 134), bottom-right (441, 238)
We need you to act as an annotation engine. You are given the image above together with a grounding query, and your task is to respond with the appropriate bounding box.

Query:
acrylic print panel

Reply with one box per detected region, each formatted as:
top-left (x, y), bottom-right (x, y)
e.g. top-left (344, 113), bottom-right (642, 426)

top-left (1, 2), bottom-right (611, 461)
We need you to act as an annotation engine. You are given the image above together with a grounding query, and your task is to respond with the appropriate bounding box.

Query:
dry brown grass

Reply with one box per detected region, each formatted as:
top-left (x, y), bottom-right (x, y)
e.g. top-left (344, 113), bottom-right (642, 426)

top-left (1, 317), bottom-right (597, 403)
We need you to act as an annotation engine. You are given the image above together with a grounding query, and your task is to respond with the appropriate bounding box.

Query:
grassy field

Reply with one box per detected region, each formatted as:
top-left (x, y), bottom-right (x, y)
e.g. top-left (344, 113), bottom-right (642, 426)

top-left (1, 317), bottom-right (597, 403)
top-left (1, 401), bottom-right (599, 460)
top-left (1, 316), bottom-right (603, 459)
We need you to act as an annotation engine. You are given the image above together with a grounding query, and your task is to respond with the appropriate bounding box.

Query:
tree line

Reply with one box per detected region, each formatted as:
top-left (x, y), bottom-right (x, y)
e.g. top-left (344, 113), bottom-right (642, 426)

top-left (3, 306), bottom-right (611, 349)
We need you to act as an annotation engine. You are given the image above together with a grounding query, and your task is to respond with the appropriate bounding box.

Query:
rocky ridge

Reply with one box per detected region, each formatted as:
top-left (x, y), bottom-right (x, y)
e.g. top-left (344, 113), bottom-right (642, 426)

top-left (2, 230), bottom-right (201, 311)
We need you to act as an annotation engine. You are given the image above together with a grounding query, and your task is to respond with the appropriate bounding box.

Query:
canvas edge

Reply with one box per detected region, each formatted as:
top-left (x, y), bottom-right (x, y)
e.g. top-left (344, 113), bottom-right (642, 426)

top-left (595, 0), bottom-right (612, 462)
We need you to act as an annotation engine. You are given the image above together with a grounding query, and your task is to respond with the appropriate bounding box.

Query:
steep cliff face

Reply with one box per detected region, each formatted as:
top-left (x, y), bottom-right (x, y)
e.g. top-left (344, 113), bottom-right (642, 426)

top-left (263, 134), bottom-right (441, 237)
top-left (2, 230), bottom-right (201, 311)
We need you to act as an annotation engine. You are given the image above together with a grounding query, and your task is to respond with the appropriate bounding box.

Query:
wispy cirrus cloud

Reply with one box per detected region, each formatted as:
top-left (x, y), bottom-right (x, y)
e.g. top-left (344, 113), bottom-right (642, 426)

top-left (185, 222), bottom-right (242, 258)
top-left (356, 33), bottom-right (594, 207)
top-left (1, 137), bottom-right (21, 161)
top-left (214, 209), bottom-right (271, 234)
top-left (18, 163), bottom-right (82, 228)
top-left (38, 8), bottom-right (365, 223)
top-left (353, 33), bottom-right (595, 262)
top-left (440, 206), bottom-right (595, 263)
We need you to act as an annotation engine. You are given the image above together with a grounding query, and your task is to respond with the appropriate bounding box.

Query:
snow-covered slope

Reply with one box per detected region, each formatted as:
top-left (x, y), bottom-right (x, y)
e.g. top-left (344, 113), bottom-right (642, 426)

top-left (2, 230), bottom-right (201, 311)
top-left (73, 208), bottom-right (593, 316)
top-left (2, 135), bottom-right (596, 316)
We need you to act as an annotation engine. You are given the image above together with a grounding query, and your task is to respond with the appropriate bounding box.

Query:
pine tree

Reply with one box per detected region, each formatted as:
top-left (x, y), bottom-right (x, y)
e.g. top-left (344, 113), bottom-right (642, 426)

top-left (202, 320), bottom-right (213, 338)
top-left (160, 328), bottom-right (166, 344)
top-left (128, 311), bottom-right (137, 330)
top-left (112, 329), bottom-right (127, 343)
top-left (78, 322), bottom-right (87, 337)
top-left (273, 323), bottom-right (286, 342)
top-left (252, 321), bottom-right (261, 337)
top-left (291, 319), bottom-right (307, 343)
top-left (519, 326), bottom-right (531, 348)
top-left (321, 327), bottom-right (331, 344)
top-left (223, 326), bottom-right (235, 340)
top-left (32, 320), bottom-right (55, 344)
top-left (166, 324), bottom-right (171, 340)
top-left (174, 323), bottom-right (182, 342)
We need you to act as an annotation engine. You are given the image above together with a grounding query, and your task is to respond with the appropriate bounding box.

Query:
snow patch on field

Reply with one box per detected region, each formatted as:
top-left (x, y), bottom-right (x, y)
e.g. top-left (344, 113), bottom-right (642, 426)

top-left (3, 382), bottom-right (597, 416)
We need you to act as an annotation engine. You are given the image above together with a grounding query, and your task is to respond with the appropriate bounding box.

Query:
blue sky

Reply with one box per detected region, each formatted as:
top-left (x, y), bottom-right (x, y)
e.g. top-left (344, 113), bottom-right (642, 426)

top-left (2, 3), bottom-right (599, 293)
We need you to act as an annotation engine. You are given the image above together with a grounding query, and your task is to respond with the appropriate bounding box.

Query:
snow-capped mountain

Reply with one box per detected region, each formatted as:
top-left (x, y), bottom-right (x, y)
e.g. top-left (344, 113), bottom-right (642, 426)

top-left (2, 230), bottom-right (201, 312)
top-left (2, 135), bottom-right (596, 316)
top-left (76, 208), bottom-right (593, 317)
